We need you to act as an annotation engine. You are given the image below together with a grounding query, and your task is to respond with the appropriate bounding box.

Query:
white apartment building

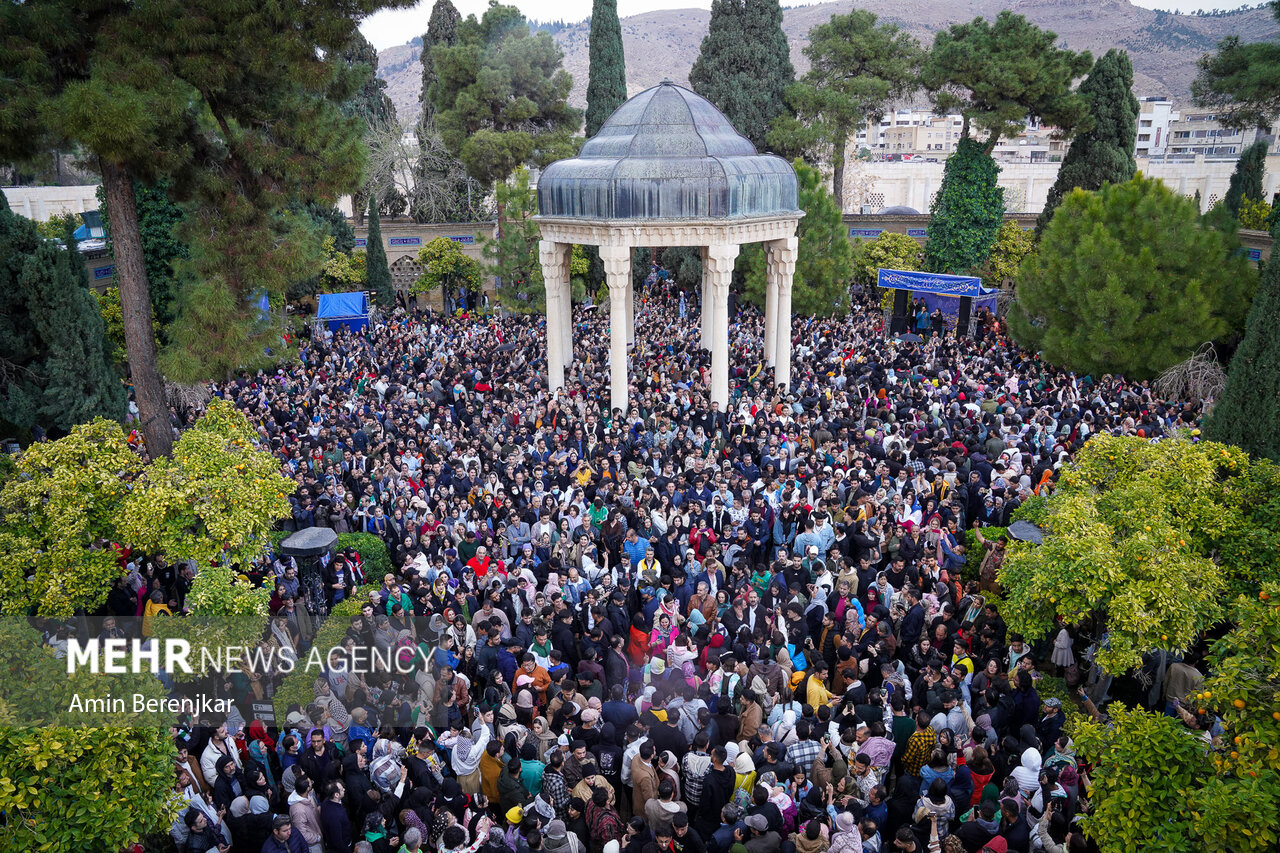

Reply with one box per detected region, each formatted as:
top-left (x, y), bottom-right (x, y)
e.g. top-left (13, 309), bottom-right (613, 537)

top-left (1166, 112), bottom-right (1278, 158)
top-left (1136, 97), bottom-right (1178, 158)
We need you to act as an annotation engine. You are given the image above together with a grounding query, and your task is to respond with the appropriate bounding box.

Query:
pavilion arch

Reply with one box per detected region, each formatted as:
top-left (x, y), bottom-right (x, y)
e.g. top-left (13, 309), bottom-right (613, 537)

top-left (534, 81), bottom-right (802, 415)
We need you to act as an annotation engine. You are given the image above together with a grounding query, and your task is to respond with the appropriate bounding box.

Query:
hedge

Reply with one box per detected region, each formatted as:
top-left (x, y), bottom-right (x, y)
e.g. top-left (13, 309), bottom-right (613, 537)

top-left (274, 585), bottom-right (377, 723)
top-left (267, 529), bottom-right (393, 580)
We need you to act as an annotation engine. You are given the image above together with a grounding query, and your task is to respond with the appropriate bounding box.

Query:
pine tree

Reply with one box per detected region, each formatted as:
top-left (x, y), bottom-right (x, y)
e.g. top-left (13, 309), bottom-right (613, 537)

top-left (585, 0), bottom-right (628, 138)
top-left (742, 160), bottom-right (854, 316)
top-left (921, 13), bottom-right (1092, 154)
top-left (341, 29), bottom-right (399, 227)
top-left (1193, 2), bottom-right (1280, 130)
top-left (339, 31), bottom-right (397, 129)
top-left (0, 193), bottom-right (47, 430)
top-left (767, 11), bottom-right (922, 212)
top-left (412, 0), bottom-right (471, 226)
top-left (1224, 139), bottom-right (1268, 218)
top-left (1205, 219), bottom-right (1280, 461)
top-left (690, 0), bottom-right (795, 151)
top-left (1037, 49), bottom-right (1139, 233)
top-left (2, 0), bottom-right (409, 443)
top-left (431, 3), bottom-right (581, 193)
top-left (1009, 175), bottom-right (1257, 379)
top-left (925, 138), bottom-right (1005, 275)
top-left (482, 168), bottom-right (544, 312)
top-left (366, 196), bottom-right (395, 310)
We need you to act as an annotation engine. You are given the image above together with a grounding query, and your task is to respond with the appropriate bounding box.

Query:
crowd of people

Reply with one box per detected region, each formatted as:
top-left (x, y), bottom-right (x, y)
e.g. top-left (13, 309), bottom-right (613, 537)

top-left (105, 282), bottom-right (1209, 853)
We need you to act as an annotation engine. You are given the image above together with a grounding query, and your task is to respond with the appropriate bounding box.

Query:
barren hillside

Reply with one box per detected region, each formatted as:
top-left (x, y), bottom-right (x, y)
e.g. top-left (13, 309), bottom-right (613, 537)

top-left (378, 0), bottom-right (1278, 127)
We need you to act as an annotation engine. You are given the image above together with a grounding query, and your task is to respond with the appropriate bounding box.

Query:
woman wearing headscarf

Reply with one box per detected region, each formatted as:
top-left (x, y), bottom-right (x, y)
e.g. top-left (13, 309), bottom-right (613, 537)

top-left (530, 716), bottom-right (559, 762)
top-left (826, 811), bottom-right (862, 853)
top-left (246, 720), bottom-right (277, 789)
top-left (445, 722), bottom-right (490, 795)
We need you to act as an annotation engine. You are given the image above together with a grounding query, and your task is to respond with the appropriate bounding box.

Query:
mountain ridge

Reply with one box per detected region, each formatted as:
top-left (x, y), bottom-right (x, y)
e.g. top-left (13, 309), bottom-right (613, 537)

top-left (377, 0), bottom-right (1278, 128)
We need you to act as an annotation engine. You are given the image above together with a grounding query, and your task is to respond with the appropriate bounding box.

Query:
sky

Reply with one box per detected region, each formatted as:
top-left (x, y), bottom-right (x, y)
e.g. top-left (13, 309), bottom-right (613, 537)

top-left (359, 0), bottom-right (1256, 50)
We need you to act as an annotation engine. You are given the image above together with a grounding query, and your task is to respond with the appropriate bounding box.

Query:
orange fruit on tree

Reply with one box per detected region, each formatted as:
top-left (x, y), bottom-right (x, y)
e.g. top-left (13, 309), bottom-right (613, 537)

top-left (1234, 699), bottom-right (1247, 709)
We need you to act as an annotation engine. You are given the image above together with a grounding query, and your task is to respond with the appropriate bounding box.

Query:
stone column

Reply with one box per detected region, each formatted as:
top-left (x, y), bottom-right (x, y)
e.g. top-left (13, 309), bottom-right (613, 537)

top-left (768, 236), bottom-right (798, 390)
top-left (700, 247), bottom-right (713, 350)
top-left (764, 245), bottom-right (781, 367)
top-left (626, 277), bottom-right (635, 346)
top-left (561, 270), bottom-right (573, 366)
top-left (599, 245), bottom-right (632, 415)
top-left (539, 240), bottom-right (570, 392)
top-left (704, 243), bottom-right (739, 409)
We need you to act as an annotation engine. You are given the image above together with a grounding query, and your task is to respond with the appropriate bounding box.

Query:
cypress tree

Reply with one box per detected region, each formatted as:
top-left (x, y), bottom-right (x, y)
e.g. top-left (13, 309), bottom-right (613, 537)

top-left (0, 200), bottom-right (125, 433)
top-left (585, 0), bottom-right (628, 138)
top-left (1204, 220), bottom-right (1280, 461)
top-left (925, 138), bottom-right (1005, 275)
top-left (689, 0), bottom-right (794, 151)
top-left (33, 219), bottom-right (128, 429)
top-left (1224, 139), bottom-right (1268, 218)
top-left (366, 195), bottom-right (395, 309)
top-left (420, 0), bottom-right (461, 115)
top-left (1037, 49), bottom-right (1139, 233)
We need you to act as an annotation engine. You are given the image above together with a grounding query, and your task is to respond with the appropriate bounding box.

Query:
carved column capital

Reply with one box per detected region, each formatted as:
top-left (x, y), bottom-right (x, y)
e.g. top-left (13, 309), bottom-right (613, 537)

top-left (598, 244), bottom-right (632, 288)
top-left (703, 244), bottom-right (740, 278)
top-left (538, 240), bottom-right (570, 280)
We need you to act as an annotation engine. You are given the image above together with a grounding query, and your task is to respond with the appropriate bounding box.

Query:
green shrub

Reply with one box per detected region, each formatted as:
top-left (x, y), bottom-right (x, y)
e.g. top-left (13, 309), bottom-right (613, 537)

top-left (274, 585), bottom-right (376, 722)
top-left (338, 532), bottom-right (392, 578)
top-left (1011, 495), bottom-right (1049, 525)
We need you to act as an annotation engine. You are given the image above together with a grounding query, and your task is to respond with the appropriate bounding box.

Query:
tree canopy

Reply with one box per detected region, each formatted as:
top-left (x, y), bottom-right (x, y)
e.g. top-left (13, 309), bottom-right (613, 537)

top-left (1223, 139), bottom-right (1268, 218)
top-left (0, 401), bottom-right (292, 621)
top-left (850, 231), bottom-right (923, 289)
top-left (920, 11), bottom-right (1092, 153)
top-left (430, 3), bottom-right (580, 189)
top-left (0, 202), bottom-right (125, 436)
top-left (742, 160), bottom-right (853, 317)
top-left (585, 0), bottom-right (628, 138)
top-left (690, 0), bottom-right (794, 151)
top-left (1037, 49), bottom-right (1139, 233)
top-left (1204, 217), bottom-right (1280, 462)
top-left (997, 434), bottom-right (1280, 674)
top-left (365, 196), bottom-right (395, 309)
top-left (0, 622), bottom-right (177, 853)
top-left (767, 10), bottom-right (921, 212)
top-left (483, 167), bottom-right (544, 312)
top-left (1071, 583), bottom-right (1280, 853)
top-left (1009, 174), bottom-right (1256, 379)
top-left (415, 237), bottom-right (484, 307)
top-left (1, 0), bottom-right (415, 442)
top-left (924, 138), bottom-right (1005, 275)
top-left (1192, 0), bottom-right (1280, 130)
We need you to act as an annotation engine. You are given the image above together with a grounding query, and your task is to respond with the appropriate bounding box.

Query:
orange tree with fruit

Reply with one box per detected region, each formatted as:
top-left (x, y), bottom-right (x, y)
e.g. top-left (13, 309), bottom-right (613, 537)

top-left (998, 434), bottom-right (1280, 851)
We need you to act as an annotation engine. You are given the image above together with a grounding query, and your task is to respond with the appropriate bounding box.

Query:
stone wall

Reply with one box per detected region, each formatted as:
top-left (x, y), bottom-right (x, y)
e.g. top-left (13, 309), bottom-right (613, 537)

top-left (850, 153), bottom-right (1280, 216)
top-left (352, 220), bottom-right (496, 311)
top-left (2, 184), bottom-right (100, 220)
top-left (841, 213), bottom-right (1272, 263)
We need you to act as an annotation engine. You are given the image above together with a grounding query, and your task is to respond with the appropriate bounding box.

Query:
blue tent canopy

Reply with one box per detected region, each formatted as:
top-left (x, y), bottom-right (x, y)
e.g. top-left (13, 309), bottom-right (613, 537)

top-left (316, 291), bottom-right (369, 332)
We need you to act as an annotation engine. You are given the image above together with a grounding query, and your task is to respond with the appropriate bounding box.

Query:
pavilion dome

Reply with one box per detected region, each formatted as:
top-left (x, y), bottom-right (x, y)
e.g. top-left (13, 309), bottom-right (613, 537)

top-left (537, 81), bottom-right (800, 221)
top-left (878, 205), bottom-right (921, 215)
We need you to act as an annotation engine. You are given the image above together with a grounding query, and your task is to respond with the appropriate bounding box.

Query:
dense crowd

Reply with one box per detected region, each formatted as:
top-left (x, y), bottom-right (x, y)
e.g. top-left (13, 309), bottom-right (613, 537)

top-left (107, 283), bottom-right (1208, 853)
